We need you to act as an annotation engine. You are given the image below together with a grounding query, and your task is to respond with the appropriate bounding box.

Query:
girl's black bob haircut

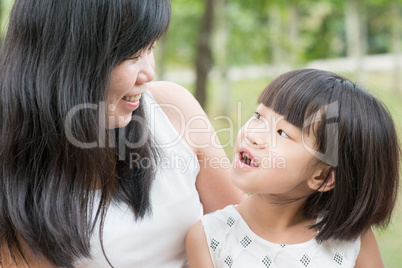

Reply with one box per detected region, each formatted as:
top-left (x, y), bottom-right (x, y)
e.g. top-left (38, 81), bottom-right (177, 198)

top-left (258, 69), bottom-right (400, 241)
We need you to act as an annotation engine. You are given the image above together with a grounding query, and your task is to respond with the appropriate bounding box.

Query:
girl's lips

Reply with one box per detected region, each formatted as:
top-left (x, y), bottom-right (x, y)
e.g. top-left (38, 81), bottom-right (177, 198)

top-left (234, 156), bottom-right (257, 169)
top-left (233, 146), bottom-right (260, 169)
top-left (237, 146), bottom-right (259, 167)
top-left (239, 147), bottom-right (254, 161)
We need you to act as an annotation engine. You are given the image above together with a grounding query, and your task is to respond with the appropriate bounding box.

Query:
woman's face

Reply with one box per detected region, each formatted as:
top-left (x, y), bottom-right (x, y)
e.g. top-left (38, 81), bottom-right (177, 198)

top-left (107, 45), bottom-right (155, 129)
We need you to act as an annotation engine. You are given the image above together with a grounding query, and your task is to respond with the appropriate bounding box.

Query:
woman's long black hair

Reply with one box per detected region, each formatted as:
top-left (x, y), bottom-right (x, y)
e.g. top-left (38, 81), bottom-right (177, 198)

top-left (0, 0), bottom-right (171, 267)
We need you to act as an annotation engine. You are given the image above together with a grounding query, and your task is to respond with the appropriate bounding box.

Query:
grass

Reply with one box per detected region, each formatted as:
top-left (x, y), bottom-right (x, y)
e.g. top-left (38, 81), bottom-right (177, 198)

top-left (193, 72), bottom-right (402, 267)
top-left (366, 73), bottom-right (402, 268)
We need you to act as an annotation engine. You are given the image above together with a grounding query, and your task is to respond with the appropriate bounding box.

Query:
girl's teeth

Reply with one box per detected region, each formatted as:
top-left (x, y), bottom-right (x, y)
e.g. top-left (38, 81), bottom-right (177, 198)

top-left (240, 152), bottom-right (258, 167)
top-left (250, 159), bottom-right (259, 167)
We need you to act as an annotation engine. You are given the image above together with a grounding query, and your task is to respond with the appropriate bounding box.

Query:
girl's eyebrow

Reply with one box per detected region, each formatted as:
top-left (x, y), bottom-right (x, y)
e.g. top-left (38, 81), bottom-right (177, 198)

top-left (256, 107), bottom-right (300, 135)
top-left (277, 115), bottom-right (294, 127)
top-left (270, 114), bottom-right (303, 137)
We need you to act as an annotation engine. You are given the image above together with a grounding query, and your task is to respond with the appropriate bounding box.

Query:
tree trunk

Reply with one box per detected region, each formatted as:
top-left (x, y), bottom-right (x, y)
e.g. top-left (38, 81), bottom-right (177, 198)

top-left (391, 0), bottom-right (402, 95)
top-left (0, 0), bottom-right (3, 27)
top-left (288, 3), bottom-right (299, 66)
top-left (359, 6), bottom-right (368, 82)
top-left (345, 0), bottom-right (366, 81)
top-left (345, 0), bottom-right (360, 58)
top-left (269, 3), bottom-right (283, 66)
top-left (213, 0), bottom-right (230, 114)
top-left (195, 0), bottom-right (214, 109)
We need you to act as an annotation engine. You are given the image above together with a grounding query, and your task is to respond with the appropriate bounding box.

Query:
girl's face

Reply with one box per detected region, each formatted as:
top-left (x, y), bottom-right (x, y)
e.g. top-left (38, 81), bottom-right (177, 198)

top-left (232, 104), bottom-right (321, 199)
top-left (106, 45), bottom-right (156, 129)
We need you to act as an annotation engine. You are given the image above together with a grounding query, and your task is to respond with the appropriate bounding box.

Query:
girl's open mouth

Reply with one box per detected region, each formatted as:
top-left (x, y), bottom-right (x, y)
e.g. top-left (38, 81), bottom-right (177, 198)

top-left (239, 148), bottom-right (259, 168)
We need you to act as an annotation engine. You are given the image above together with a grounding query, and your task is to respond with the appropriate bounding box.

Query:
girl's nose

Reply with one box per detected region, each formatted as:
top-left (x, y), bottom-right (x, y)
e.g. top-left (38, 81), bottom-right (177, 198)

top-left (245, 130), bottom-right (267, 148)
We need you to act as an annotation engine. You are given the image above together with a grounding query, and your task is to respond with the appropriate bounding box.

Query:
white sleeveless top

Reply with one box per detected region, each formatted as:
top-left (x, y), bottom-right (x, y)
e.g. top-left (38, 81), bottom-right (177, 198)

top-left (75, 90), bottom-right (203, 268)
top-left (202, 205), bottom-right (361, 268)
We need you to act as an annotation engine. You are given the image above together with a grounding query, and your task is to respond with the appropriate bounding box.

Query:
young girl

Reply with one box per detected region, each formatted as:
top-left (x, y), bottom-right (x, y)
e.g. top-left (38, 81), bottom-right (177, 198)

top-left (186, 69), bottom-right (400, 268)
top-left (0, 0), bottom-right (243, 267)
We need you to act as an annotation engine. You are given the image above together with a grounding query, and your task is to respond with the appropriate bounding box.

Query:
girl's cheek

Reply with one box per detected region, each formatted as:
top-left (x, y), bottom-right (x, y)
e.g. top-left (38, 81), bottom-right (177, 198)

top-left (236, 127), bottom-right (246, 146)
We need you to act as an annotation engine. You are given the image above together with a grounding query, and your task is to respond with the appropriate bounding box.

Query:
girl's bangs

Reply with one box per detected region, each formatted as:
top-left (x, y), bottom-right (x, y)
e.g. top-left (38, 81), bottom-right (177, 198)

top-left (257, 69), bottom-right (334, 136)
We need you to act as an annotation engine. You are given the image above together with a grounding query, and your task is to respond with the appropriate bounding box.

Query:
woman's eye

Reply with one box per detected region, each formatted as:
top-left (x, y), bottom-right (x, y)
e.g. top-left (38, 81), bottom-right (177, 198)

top-left (147, 45), bottom-right (155, 53)
top-left (129, 56), bottom-right (140, 61)
top-left (128, 53), bottom-right (141, 61)
top-left (147, 42), bottom-right (156, 53)
top-left (278, 129), bottom-right (289, 138)
top-left (254, 112), bottom-right (262, 120)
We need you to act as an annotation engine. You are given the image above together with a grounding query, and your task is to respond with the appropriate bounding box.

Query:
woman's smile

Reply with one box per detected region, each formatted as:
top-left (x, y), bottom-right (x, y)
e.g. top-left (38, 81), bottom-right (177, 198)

top-left (121, 93), bottom-right (142, 109)
top-left (107, 45), bottom-right (156, 128)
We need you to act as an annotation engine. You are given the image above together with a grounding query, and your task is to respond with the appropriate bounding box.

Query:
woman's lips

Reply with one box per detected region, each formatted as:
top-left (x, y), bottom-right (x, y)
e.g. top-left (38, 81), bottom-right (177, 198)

top-left (121, 94), bottom-right (142, 109)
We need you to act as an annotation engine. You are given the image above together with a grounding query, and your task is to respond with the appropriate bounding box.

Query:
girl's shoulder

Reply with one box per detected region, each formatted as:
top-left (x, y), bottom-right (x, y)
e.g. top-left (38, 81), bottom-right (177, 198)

top-left (319, 236), bottom-right (361, 267)
top-left (354, 229), bottom-right (384, 268)
top-left (201, 206), bottom-right (362, 268)
top-left (201, 205), bottom-right (239, 235)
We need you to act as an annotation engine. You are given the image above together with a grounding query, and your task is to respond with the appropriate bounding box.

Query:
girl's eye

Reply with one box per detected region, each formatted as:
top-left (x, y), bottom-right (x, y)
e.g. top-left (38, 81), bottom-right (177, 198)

top-left (277, 129), bottom-right (289, 138)
top-left (254, 112), bottom-right (262, 120)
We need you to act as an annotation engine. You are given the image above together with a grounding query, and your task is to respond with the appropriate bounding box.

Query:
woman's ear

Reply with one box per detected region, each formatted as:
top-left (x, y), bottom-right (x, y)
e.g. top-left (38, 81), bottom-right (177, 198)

top-left (307, 166), bottom-right (335, 192)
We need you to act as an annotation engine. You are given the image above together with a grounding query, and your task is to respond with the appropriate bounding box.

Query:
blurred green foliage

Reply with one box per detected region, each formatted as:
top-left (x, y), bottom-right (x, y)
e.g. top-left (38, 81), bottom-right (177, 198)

top-left (167, 0), bottom-right (402, 67)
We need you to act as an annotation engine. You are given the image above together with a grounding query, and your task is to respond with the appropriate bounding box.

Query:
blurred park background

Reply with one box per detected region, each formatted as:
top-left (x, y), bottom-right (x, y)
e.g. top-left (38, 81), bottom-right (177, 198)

top-left (1, 0), bottom-right (401, 266)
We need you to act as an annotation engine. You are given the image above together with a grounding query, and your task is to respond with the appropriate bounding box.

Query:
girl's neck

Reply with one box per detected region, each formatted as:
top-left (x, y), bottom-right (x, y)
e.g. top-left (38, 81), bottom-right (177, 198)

top-left (236, 194), bottom-right (317, 244)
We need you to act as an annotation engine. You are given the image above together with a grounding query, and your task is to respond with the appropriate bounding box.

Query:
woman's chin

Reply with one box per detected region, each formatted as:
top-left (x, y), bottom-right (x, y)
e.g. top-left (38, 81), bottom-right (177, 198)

top-left (106, 114), bottom-right (133, 129)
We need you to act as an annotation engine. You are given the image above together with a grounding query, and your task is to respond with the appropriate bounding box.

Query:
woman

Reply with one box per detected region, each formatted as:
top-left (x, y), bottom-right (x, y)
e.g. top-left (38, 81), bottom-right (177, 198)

top-left (0, 0), bottom-right (243, 267)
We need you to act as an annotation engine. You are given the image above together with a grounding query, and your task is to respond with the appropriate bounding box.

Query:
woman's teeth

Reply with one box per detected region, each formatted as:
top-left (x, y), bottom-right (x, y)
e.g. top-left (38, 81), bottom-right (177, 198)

top-left (122, 94), bottom-right (141, 102)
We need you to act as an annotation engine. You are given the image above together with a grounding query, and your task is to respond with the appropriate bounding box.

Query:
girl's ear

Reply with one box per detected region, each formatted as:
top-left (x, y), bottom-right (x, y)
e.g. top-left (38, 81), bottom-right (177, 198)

top-left (307, 166), bottom-right (335, 192)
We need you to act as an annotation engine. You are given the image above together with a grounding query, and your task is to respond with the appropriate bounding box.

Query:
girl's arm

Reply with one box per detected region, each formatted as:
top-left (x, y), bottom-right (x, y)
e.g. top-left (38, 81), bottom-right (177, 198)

top-left (355, 229), bottom-right (384, 268)
top-left (185, 220), bottom-right (214, 268)
top-left (149, 81), bottom-right (246, 213)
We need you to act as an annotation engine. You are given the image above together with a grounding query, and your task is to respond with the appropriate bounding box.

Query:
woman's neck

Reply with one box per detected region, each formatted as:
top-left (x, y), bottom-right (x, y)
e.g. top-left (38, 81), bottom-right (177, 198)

top-left (236, 193), bottom-right (317, 244)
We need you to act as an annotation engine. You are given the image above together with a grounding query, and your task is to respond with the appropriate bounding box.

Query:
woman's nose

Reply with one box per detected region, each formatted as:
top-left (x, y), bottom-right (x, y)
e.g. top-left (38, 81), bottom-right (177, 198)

top-left (137, 53), bottom-right (155, 84)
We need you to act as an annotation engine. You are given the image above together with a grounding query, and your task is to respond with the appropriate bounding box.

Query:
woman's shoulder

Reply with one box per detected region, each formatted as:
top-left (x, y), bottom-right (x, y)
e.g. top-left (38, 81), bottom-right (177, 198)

top-left (148, 81), bottom-right (205, 127)
top-left (147, 81), bottom-right (212, 155)
top-left (148, 81), bottom-right (201, 114)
